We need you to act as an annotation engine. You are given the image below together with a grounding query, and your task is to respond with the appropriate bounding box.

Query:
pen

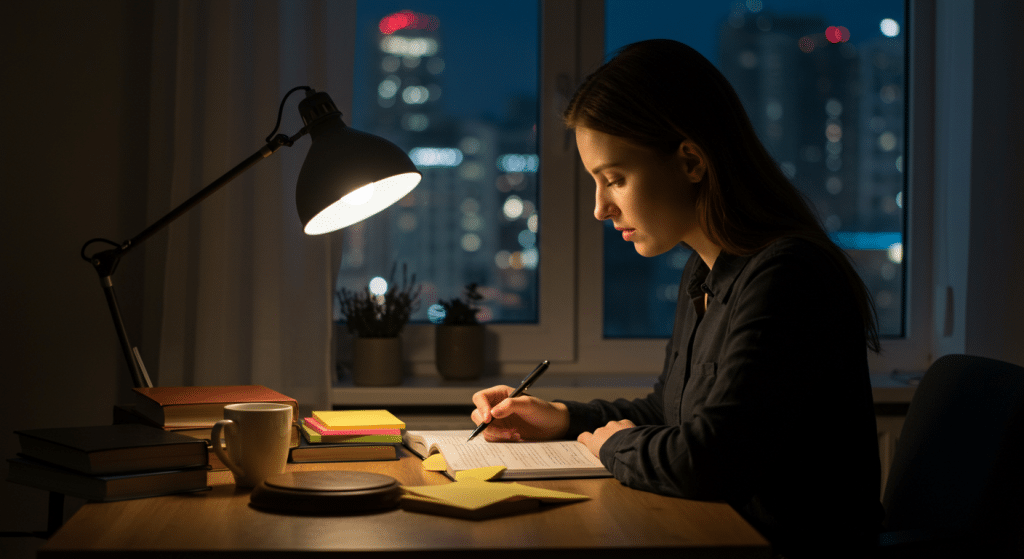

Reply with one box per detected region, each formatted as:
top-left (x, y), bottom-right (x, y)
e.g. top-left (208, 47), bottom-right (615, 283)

top-left (467, 360), bottom-right (550, 442)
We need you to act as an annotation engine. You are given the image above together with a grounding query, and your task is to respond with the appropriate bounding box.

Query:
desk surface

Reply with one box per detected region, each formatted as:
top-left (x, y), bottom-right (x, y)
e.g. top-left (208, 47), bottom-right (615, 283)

top-left (39, 450), bottom-right (770, 558)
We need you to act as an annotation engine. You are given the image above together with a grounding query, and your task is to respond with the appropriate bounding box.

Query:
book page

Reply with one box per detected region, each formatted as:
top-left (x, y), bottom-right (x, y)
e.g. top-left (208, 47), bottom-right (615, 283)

top-left (403, 430), bottom-right (480, 458)
top-left (435, 440), bottom-right (605, 472)
top-left (404, 430), bottom-right (610, 478)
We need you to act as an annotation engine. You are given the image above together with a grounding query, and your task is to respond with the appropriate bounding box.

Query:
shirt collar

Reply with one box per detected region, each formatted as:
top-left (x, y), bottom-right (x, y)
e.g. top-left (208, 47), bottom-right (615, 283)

top-left (686, 250), bottom-right (752, 304)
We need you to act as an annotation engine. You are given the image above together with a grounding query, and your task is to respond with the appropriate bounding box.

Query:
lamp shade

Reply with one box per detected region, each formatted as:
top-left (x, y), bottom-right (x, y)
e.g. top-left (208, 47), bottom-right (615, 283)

top-left (295, 91), bottom-right (422, 235)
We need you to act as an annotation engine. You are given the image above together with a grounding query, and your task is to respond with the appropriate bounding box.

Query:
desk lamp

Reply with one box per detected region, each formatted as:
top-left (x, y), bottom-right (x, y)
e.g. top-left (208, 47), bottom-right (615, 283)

top-left (81, 86), bottom-right (422, 388)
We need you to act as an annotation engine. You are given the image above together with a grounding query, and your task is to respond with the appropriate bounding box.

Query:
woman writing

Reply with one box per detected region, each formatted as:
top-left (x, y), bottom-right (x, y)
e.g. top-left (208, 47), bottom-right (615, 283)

top-left (471, 39), bottom-right (882, 557)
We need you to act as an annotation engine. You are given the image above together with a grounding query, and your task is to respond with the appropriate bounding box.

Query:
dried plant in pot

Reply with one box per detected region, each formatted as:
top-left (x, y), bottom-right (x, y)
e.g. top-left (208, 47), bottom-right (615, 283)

top-left (433, 283), bottom-right (485, 381)
top-left (335, 264), bottom-right (420, 386)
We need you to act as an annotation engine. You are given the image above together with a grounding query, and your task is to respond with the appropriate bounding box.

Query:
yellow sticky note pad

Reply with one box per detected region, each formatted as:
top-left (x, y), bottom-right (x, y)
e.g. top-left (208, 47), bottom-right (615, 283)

top-left (311, 410), bottom-right (405, 430)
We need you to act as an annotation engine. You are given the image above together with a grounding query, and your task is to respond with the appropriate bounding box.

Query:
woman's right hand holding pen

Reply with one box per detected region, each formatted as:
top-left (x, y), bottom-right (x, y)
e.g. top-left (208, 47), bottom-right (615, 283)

top-left (470, 385), bottom-right (570, 442)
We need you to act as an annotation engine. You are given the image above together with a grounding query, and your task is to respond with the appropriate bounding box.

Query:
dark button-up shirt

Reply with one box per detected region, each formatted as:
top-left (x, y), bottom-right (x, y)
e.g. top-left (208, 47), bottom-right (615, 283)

top-left (561, 237), bottom-right (882, 556)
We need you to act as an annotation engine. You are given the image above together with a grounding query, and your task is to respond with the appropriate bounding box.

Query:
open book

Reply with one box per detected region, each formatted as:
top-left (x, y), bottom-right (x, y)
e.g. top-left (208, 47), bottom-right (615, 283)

top-left (403, 430), bottom-right (610, 480)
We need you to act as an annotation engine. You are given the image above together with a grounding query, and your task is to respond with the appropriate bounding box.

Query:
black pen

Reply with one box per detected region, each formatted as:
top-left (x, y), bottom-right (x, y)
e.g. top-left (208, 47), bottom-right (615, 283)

top-left (467, 360), bottom-right (550, 442)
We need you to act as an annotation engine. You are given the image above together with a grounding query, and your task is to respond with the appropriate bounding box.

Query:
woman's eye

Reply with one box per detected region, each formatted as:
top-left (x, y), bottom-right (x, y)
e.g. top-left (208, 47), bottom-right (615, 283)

top-left (608, 178), bottom-right (624, 187)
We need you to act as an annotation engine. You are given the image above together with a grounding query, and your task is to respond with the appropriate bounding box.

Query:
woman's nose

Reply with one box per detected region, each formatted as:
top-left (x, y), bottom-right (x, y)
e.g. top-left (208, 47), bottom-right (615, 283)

top-left (594, 188), bottom-right (617, 221)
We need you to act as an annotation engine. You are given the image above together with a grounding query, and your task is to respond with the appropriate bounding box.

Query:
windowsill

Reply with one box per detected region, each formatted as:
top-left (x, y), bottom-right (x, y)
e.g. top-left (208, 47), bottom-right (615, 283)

top-left (330, 371), bottom-right (919, 407)
top-left (331, 373), bottom-right (659, 407)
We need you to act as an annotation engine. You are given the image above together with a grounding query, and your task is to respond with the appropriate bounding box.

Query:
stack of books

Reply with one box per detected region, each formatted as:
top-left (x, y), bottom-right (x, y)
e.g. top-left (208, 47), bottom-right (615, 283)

top-left (291, 410), bottom-right (405, 463)
top-left (113, 385), bottom-right (301, 469)
top-left (7, 424), bottom-right (211, 502)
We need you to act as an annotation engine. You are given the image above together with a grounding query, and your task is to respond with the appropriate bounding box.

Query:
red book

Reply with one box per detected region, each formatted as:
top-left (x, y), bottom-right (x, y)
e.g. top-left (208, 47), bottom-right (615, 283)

top-left (130, 385), bottom-right (299, 429)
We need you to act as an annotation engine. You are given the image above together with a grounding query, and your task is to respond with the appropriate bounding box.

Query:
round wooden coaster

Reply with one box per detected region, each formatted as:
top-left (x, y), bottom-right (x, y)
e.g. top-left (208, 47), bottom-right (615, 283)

top-left (249, 471), bottom-right (402, 514)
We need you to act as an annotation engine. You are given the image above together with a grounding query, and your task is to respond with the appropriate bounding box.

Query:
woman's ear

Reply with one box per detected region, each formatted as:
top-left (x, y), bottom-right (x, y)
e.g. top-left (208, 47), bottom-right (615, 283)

top-left (676, 140), bottom-right (707, 183)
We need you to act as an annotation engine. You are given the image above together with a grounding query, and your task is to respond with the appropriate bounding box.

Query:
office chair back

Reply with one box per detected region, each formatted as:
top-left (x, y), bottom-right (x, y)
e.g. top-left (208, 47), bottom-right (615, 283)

top-left (881, 353), bottom-right (1024, 556)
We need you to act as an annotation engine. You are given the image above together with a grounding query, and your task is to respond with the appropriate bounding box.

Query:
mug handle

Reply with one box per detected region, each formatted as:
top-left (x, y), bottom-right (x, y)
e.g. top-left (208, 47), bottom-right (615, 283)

top-left (211, 419), bottom-right (245, 480)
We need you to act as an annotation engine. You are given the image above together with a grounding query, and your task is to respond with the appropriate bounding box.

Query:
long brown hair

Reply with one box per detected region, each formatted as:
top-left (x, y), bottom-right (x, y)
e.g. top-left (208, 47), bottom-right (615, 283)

top-left (564, 39), bottom-right (880, 352)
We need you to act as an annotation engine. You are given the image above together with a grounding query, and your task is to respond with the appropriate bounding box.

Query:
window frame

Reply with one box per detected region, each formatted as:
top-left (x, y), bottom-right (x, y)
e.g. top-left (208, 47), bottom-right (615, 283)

top-left (395, 0), bottom-right (933, 377)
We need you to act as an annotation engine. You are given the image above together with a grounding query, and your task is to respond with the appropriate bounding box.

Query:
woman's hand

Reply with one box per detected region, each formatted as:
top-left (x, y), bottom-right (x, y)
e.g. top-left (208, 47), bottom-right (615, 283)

top-left (577, 419), bottom-right (636, 457)
top-left (470, 385), bottom-right (570, 442)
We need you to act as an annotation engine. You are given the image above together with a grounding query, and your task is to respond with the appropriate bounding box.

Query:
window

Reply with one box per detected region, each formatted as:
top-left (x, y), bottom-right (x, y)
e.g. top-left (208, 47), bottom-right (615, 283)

top-left (340, 1), bottom-right (576, 374)
top-left (341, 1), bottom-right (541, 325)
top-left (338, 1), bottom-right (929, 376)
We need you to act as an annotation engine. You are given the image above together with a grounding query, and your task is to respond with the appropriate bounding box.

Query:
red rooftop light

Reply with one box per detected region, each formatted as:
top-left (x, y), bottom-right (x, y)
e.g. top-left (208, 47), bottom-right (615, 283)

top-left (379, 10), bottom-right (439, 35)
top-left (826, 25), bottom-right (851, 43)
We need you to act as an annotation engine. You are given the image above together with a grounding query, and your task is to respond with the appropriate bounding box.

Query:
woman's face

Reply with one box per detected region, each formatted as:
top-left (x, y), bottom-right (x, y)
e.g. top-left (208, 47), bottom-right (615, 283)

top-left (576, 126), bottom-right (704, 257)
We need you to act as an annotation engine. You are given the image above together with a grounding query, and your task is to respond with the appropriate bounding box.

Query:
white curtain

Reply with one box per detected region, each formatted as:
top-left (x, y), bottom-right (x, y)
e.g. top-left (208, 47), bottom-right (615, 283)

top-left (140, 0), bottom-right (357, 409)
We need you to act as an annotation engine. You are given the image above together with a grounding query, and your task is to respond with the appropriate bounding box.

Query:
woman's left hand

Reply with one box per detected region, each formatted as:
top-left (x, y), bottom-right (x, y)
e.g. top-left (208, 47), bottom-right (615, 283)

top-left (577, 419), bottom-right (636, 457)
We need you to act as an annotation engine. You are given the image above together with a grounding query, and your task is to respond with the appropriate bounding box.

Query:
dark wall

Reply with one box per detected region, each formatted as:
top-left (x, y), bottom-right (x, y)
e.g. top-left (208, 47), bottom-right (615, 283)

top-left (964, 0), bottom-right (1024, 364)
top-left (1, 1), bottom-right (154, 556)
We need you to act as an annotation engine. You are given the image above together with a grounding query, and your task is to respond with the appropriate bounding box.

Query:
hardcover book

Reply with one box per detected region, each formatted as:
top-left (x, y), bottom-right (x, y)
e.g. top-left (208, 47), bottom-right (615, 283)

top-left (6, 456), bottom-right (210, 502)
top-left (131, 385), bottom-right (299, 428)
top-left (15, 424), bottom-right (209, 475)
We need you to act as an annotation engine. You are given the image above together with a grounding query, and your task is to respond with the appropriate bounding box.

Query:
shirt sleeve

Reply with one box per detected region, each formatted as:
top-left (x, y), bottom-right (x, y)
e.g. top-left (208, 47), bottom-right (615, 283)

top-left (586, 241), bottom-right (868, 502)
top-left (557, 326), bottom-right (678, 437)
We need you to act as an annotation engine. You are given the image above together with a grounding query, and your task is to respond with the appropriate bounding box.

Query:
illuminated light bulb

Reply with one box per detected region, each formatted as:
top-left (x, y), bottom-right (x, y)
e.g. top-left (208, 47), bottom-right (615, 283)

top-left (303, 173), bottom-right (420, 236)
top-left (343, 184), bottom-right (375, 206)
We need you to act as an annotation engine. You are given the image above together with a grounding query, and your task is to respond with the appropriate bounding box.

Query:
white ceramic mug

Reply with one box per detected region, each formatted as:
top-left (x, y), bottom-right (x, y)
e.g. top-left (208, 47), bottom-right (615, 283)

top-left (211, 402), bottom-right (293, 488)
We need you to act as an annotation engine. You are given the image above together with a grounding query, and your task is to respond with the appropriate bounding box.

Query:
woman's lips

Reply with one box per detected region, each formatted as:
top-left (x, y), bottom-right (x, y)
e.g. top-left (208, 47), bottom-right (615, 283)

top-left (617, 227), bottom-right (636, 241)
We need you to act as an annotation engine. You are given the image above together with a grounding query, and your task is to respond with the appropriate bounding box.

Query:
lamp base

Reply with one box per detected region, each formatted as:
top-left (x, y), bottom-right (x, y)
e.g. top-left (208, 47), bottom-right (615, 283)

top-left (249, 471), bottom-right (401, 514)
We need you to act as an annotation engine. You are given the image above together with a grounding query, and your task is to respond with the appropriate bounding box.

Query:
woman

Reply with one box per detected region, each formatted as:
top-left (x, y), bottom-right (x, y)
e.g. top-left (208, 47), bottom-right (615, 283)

top-left (471, 40), bottom-right (883, 557)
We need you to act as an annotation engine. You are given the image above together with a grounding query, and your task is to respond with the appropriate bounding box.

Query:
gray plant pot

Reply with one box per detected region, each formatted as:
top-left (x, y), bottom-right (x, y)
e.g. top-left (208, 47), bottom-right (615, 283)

top-left (352, 337), bottom-right (403, 386)
top-left (435, 324), bottom-right (485, 381)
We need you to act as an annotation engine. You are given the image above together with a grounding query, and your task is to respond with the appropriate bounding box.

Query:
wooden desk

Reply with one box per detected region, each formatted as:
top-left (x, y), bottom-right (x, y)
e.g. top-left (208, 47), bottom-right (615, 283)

top-left (39, 450), bottom-right (770, 558)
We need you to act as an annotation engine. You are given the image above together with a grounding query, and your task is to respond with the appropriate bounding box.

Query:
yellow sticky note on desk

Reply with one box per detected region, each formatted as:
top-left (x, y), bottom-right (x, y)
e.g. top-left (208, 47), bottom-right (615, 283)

top-left (401, 466), bottom-right (590, 519)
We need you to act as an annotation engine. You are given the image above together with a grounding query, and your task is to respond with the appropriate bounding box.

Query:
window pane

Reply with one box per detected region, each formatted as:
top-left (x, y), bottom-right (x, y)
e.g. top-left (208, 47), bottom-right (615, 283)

top-left (604, 0), bottom-right (906, 338)
top-left (338, 1), bottom-right (539, 324)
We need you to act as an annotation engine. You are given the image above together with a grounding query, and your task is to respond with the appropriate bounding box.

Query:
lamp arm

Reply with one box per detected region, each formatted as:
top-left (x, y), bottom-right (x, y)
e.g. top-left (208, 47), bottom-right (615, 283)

top-left (82, 133), bottom-right (298, 388)
top-left (122, 134), bottom-right (294, 255)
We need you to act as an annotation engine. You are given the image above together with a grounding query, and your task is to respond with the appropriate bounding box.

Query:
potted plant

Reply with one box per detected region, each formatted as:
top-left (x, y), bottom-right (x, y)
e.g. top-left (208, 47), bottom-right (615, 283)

top-left (335, 264), bottom-right (420, 386)
top-left (433, 283), bottom-right (486, 381)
